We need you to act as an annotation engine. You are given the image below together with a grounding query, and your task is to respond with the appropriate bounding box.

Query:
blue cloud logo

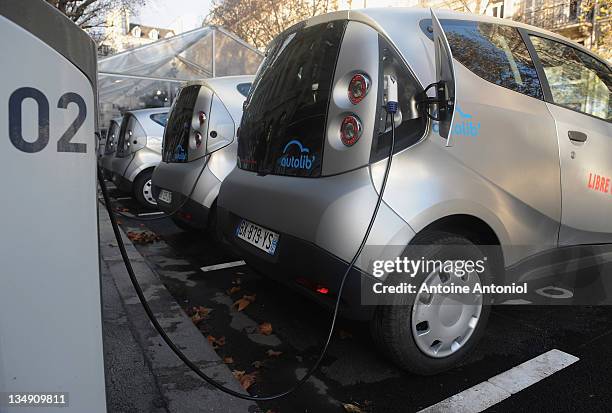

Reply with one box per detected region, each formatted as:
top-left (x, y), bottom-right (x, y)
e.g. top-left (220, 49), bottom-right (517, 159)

top-left (175, 144), bottom-right (187, 161)
top-left (279, 139), bottom-right (315, 170)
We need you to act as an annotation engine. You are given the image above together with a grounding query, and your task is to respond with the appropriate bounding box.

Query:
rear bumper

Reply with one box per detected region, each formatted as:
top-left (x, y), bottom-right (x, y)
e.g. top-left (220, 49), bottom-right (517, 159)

top-left (218, 205), bottom-right (376, 320)
top-left (153, 184), bottom-right (210, 229)
top-left (217, 166), bottom-right (416, 320)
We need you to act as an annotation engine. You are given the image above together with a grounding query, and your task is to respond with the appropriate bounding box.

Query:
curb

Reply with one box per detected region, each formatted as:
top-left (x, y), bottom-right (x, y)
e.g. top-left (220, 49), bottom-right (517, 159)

top-left (99, 206), bottom-right (257, 413)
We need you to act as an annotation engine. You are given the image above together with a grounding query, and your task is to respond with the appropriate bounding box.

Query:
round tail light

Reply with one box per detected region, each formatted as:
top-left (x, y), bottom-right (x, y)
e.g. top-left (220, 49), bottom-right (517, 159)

top-left (348, 74), bottom-right (370, 105)
top-left (194, 132), bottom-right (203, 149)
top-left (340, 115), bottom-right (362, 147)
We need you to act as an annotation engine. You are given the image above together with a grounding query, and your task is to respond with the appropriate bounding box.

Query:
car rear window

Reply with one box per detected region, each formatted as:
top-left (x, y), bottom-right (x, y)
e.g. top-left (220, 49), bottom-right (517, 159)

top-left (150, 112), bottom-right (169, 127)
top-left (162, 85), bottom-right (201, 162)
top-left (237, 21), bottom-right (347, 177)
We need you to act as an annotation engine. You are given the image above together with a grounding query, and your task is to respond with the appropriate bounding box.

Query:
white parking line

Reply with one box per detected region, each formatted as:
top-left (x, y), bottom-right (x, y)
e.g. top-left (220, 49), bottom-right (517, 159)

top-left (200, 260), bottom-right (246, 272)
top-left (418, 349), bottom-right (579, 413)
top-left (138, 211), bottom-right (165, 216)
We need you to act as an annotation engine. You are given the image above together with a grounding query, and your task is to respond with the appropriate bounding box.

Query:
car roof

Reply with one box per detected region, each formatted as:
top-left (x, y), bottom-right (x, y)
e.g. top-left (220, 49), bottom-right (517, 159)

top-left (124, 107), bottom-right (169, 137)
top-left (183, 75), bottom-right (254, 122)
top-left (300, 8), bottom-right (607, 87)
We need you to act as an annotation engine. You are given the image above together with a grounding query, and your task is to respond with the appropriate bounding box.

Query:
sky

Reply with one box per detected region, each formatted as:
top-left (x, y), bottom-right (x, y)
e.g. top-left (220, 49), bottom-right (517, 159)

top-left (133, 0), bottom-right (212, 33)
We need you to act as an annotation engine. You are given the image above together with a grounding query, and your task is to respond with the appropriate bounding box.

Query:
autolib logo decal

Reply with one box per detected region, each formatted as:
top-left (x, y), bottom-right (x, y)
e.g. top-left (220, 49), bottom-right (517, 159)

top-left (175, 144), bottom-right (186, 161)
top-left (279, 140), bottom-right (315, 170)
top-left (433, 105), bottom-right (481, 137)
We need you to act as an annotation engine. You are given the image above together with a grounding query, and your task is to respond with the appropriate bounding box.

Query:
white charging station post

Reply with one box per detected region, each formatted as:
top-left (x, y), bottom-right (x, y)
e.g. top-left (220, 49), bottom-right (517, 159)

top-left (0, 1), bottom-right (106, 412)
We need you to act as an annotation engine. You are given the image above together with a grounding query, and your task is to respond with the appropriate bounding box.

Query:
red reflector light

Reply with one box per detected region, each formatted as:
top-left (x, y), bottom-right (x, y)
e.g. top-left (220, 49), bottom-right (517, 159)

top-left (348, 73), bottom-right (370, 105)
top-left (340, 115), bottom-right (362, 147)
top-left (194, 132), bottom-right (203, 149)
top-left (316, 286), bottom-right (329, 294)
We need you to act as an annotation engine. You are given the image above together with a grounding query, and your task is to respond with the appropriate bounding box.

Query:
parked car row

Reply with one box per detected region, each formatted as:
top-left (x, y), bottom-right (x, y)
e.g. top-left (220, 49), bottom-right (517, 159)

top-left (101, 8), bottom-right (611, 375)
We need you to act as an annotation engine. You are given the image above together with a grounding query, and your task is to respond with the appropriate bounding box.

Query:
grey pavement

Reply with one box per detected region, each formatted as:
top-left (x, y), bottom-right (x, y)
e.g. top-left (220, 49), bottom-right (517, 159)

top-left (99, 205), bottom-right (258, 413)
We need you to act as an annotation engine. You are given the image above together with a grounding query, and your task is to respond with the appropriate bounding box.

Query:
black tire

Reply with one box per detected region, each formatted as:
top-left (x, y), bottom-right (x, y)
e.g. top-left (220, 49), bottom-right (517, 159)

top-left (370, 230), bottom-right (492, 375)
top-left (133, 169), bottom-right (157, 210)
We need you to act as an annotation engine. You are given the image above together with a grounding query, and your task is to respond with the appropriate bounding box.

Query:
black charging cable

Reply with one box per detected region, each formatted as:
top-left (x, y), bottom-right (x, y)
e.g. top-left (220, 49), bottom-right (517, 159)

top-left (99, 110), bottom-right (396, 401)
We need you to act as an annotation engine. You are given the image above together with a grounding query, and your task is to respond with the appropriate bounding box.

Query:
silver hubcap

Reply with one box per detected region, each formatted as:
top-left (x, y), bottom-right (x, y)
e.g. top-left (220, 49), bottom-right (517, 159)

top-left (411, 264), bottom-right (483, 358)
top-left (142, 179), bottom-right (156, 206)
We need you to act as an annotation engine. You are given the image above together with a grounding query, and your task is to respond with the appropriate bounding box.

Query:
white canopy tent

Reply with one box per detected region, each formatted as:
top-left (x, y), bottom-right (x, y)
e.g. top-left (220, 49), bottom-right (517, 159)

top-left (98, 26), bottom-right (263, 126)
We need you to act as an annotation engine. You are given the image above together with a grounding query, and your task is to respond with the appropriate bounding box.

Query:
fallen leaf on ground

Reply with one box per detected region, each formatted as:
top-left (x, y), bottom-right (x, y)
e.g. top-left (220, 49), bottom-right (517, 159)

top-left (232, 370), bottom-right (257, 390)
top-left (227, 286), bottom-right (241, 295)
top-left (127, 230), bottom-right (160, 245)
top-left (233, 298), bottom-right (251, 312)
top-left (343, 402), bottom-right (364, 413)
top-left (252, 360), bottom-right (264, 368)
top-left (240, 371), bottom-right (256, 390)
top-left (188, 306), bottom-right (212, 325)
top-left (223, 356), bottom-right (234, 364)
top-left (207, 335), bottom-right (226, 349)
top-left (258, 322), bottom-right (273, 335)
top-left (233, 294), bottom-right (256, 312)
top-left (266, 349), bottom-right (282, 357)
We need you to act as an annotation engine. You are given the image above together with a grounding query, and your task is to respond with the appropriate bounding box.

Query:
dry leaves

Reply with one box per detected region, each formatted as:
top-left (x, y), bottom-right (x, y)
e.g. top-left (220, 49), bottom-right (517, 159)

top-left (232, 370), bottom-right (257, 390)
top-left (127, 230), bottom-right (160, 245)
top-left (207, 335), bottom-right (226, 349)
top-left (226, 286), bottom-right (241, 295)
top-left (189, 306), bottom-right (212, 325)
top-left (266, 349), bottom-right (282, 358)
top-left (343, 402), bottom-right (365, 413)
top-left (233, 294), bottom-right (256, 312)
top-left (223, 356), bottom-right (234, 364)
top-left (258, 322), bottom-right (273, 336)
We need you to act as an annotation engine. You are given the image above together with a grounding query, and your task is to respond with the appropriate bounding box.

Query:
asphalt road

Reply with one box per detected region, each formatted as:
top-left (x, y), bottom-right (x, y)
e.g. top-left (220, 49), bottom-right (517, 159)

top-left (107, 188), bottom-right (612, 413)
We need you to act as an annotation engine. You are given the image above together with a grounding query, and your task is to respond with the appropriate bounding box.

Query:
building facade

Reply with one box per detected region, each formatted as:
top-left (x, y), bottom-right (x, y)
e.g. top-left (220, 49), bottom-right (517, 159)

top-left (98, 9), bottom-right (175, 57)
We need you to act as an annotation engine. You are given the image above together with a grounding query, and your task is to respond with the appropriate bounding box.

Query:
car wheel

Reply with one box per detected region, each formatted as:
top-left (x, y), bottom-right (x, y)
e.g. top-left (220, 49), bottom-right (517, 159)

top-left (133, 170), bottom-right (157, 209)
top-left (371, 230), bottom-right (492, 375)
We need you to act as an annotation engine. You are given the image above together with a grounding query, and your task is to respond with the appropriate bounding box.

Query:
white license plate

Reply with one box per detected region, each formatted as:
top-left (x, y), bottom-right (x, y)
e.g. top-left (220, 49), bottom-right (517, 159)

top-left (236, 220), bottom-right (279, 255)
top-left (159, 189), bottom-right (172, 203)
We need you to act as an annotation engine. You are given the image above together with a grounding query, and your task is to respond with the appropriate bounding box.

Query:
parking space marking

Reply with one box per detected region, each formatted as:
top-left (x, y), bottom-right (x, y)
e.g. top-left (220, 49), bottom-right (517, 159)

top-left (200, 260), bottom-right (246, 272)
top-left (418, 349), bottom-right (579, 413)
top-left (138, 211), bottom-right (165, 216)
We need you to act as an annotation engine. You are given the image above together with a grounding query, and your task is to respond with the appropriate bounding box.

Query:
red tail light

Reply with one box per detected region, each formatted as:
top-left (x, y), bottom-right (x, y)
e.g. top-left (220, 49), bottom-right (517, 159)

top-left (340, 115), bottom-right (362, 147)
top-left (316, 286), bottom-right (329, 294)
top-left (348, 73), bottom-right (370, 105)
top-left (194, 132), bottom-right (203, 149)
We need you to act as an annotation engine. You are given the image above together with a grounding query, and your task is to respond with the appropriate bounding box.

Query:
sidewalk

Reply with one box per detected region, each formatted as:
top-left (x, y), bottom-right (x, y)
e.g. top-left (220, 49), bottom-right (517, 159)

top-left (99, 205), bottom-right (257, 413)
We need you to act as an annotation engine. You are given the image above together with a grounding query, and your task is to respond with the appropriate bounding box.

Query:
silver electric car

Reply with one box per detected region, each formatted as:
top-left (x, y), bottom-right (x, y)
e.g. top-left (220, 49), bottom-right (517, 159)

top-left (100, 117), bottom-right (122, 180)
top-left (152, 76), bottom-right (253, 231)
top-left (218, 9), bottom-right (612, 374)
top-left (111, 108), bottom-right (169, 208)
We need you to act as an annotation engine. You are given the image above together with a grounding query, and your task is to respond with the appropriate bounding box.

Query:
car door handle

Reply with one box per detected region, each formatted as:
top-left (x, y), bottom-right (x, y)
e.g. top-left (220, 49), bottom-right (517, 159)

top-left (568, 130), bottom-right (588, 142)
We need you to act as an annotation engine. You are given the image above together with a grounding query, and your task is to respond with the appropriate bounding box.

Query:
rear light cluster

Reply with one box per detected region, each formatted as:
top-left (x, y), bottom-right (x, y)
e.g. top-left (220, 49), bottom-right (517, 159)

top-left (192, 111), bottom-right (206, 150)
top-left (348, 74), bottom-right (370, 105)
top-left (340, 115), bottom-right (362, 147)
top-left (342, 73), bottom-right (370, 147)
